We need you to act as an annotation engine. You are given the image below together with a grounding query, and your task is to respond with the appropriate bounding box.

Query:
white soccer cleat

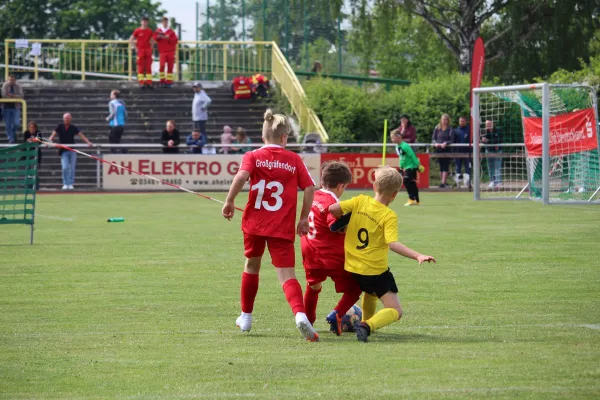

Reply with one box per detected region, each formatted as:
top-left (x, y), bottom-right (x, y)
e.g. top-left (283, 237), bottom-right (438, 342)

top-left (488, 182), bottom-right (495, 189)
top-left (62, 185), bottom-right (68, 190)
top-left (295, 312), bottom-right (320, 342)
top-left (68, 185), bottom-right (74, 190)
top-left (236, 312), bottom-right (252, 332)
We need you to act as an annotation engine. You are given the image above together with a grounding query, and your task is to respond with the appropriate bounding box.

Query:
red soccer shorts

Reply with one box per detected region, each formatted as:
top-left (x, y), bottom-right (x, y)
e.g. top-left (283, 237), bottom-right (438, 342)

top-left (244, 233), bottom-right (295, 268)
top-left (304, 263), bottom-right (358, 294)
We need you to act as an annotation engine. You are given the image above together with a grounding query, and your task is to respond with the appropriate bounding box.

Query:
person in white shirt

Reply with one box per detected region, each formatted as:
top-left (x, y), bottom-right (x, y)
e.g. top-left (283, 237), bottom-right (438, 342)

top-left (192, 82), bottom-right (212, 138)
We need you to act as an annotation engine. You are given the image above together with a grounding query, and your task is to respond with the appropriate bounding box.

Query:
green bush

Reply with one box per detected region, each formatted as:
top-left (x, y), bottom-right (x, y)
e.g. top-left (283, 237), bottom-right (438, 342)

top-left (304, 73), bottom-right (471, 144)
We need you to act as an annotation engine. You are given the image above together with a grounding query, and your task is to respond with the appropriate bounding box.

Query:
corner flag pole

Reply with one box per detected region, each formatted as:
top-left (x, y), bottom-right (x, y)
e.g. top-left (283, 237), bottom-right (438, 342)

top-left (382, 119), bottom-right (388, 165)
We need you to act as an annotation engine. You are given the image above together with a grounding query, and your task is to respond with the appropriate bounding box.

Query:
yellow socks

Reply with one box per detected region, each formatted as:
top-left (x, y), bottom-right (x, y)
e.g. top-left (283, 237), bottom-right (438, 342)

top-left (361, 293), bottom-right (378, 321)
top-left (365, 308), bottom-right (400, 332)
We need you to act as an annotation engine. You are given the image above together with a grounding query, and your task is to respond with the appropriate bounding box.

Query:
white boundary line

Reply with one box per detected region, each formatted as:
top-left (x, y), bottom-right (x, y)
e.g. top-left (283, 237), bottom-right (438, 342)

top-left (36, 214), bottom-right (75, 222)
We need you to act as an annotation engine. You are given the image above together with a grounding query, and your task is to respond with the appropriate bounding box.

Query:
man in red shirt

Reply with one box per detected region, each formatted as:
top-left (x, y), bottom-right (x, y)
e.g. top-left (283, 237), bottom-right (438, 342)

top-left (154, 17), bottom-right (178, 87)
top-left (222, 109), bottom-right (319, 342)
top-left (129, 16), bottom-right (155, 88)
top-left (301, 161), bottom-right (362, 335)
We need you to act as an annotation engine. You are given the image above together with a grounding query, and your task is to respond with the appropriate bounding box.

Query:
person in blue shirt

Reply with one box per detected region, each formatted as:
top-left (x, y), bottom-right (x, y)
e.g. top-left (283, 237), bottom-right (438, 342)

top-left (453, 116), bottom-right (471, 176)
top-left (106, 90), bottom-right (127, 153)
top-left (186, 129), bottom-right (207, 154)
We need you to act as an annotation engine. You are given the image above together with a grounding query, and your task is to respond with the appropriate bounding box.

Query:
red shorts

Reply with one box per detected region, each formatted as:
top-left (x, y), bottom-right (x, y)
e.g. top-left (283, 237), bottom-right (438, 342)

top-left (304, 265), bottom-right (358, 294)
top-left (244, 233), bottom-right (295, 268)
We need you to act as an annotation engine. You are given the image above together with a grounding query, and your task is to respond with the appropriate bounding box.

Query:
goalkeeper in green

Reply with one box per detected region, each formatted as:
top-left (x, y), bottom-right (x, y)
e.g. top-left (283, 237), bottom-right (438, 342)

top-left (391, 129), bottom-right (424, 206)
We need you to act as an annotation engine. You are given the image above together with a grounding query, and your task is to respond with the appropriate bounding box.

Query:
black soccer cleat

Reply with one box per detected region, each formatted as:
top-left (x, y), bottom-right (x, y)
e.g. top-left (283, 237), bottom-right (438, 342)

top-left (354, 321), bottom-right (371, 342)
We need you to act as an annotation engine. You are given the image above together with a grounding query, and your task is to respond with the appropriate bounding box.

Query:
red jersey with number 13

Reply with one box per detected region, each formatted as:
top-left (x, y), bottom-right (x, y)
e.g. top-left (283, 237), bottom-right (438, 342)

top-left (240, 145), bottom-right (315, 241)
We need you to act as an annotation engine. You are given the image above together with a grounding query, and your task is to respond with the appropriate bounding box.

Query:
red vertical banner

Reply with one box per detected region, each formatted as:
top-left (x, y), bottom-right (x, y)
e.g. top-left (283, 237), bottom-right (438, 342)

top-left (470, 37), bottom-right (485, 144)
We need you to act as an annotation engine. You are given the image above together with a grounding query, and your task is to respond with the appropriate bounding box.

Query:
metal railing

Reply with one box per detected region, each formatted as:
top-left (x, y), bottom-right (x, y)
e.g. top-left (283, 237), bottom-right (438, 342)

top-left (3, 39), bottom-right (327, 142)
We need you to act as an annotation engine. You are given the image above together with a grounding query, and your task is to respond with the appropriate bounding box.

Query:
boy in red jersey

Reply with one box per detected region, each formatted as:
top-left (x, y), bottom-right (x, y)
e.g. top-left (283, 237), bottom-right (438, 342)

top-left (301, 161), bottom-right (362, 335)
top-left (129, 17), bottom-right (155, 88)
top-left (222, 109), bottom-right (319, 342)
top-left (154, 17), bottom-right (178, 87)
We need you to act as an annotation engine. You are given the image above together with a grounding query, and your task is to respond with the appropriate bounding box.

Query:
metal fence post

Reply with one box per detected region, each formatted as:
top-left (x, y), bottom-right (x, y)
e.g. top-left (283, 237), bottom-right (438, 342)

top-left (223, 44), bottom-right (228, 81)
top-left (4, 40), bottom-right (9, 80)
top-left (96, 147), bottom-right (101, 189)
top-left (81, 42), bottom-right (86, 81)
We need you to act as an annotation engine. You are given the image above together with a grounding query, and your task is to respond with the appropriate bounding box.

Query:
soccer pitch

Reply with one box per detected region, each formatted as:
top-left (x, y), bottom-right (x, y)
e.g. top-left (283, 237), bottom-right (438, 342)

top-left (1, 192), bottom-right (599, 399)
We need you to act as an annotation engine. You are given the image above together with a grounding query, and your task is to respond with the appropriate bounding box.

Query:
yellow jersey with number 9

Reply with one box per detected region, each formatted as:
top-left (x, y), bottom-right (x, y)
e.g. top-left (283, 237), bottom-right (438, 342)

top-left (339, 194), bottom-right (399, 276)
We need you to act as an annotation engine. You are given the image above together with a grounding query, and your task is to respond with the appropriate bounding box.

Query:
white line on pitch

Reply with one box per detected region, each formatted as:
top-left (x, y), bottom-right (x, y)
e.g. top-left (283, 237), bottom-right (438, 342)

top-left (36, 214), bottom-right (75, 222)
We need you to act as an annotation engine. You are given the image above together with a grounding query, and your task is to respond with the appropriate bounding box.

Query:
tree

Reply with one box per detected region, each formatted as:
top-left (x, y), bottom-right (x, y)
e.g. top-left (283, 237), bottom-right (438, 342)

top-left (199, 0), bottom-right (240, 41)
top-left (0, 0), bottom-right (166, 41)
top-left (347, 2), bottom-right (457, 80)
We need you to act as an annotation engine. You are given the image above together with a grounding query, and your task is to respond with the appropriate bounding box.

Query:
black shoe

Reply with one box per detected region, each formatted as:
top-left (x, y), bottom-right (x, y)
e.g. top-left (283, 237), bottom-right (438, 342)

top-left (147, 84), bottom-right (154, 90)
top-left (354, 321), bottom-right (371, 342)
top-left (140, 85), bottom-right (147, 90)
top-left (439, 183), bottom-right (446, 188)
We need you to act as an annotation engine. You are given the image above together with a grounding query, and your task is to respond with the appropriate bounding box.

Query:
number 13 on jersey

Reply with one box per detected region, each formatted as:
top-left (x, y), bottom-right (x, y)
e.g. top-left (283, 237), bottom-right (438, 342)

top-left (251, 179), bottom-right (284, 211)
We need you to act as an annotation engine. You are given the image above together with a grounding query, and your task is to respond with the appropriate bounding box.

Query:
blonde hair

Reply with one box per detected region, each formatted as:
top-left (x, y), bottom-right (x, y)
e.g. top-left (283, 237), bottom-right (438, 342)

top-left (436, 113), bottom-right (451, 130)
top-left (262, 109), bottom-right (290, 141)
top-left (374, 166), bottom-right (403, 196)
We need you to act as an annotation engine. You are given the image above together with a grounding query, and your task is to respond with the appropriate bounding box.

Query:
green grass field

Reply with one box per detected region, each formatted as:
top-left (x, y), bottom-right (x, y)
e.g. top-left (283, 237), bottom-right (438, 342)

top-left (1, 192), bottom-right (599, 399)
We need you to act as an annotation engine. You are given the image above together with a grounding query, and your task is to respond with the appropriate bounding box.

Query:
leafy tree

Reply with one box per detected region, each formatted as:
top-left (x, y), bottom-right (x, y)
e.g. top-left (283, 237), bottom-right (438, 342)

top-left (0, 0), bottom-right (166, 41)
top-left (199, 0), bottom-right (240, 41)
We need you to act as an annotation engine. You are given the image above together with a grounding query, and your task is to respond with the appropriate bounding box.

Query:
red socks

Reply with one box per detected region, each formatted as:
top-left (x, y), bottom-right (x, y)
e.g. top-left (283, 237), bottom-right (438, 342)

top-left (282, 279), bottom-right (305, 315)
top-left (334, 287), bottom-right (362, 316)
top-left (240, 272), bottom-right (259, 313)
top-left (304, 285), bottom-right (321, 324)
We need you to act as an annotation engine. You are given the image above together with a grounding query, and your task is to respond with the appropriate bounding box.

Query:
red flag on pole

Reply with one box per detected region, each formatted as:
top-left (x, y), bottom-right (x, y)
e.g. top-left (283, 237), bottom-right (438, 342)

top-left (470, 37), bottom-right (485, 144)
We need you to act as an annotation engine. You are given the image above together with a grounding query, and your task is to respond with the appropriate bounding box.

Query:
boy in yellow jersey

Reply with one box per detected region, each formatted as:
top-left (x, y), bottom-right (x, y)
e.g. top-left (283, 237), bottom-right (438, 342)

top-left (329, 166), bottom-right (435, 342)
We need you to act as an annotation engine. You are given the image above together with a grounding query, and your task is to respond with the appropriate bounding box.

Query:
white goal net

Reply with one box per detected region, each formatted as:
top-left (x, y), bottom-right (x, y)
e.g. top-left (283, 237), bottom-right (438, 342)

top-left (472, 83), bottom-right (600, 204)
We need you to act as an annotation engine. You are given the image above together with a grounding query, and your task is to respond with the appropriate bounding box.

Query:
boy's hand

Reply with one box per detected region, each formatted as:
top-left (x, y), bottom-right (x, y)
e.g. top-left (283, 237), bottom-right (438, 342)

top-left (297, 218), bottom-right (309, 236)
top-left (417, 254), bottom-right (436, 265)
top-left (222, 202), bottom-right (236, 221)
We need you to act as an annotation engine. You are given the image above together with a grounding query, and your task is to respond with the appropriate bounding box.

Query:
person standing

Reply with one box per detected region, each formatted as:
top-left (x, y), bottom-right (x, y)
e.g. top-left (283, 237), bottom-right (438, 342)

top-left (192, 82), bottom-right (211, 137)
top-left (129, 16), bottom-right (155, 89)
top-left (396, 114), bottom-right (416, 144)
top-left (391, 129), bottom-right (423, 206)
top-left (161, 120), bottom-right (180, 154)
top-left (453, 116), bottom-right (471, 176)
top-left (106, 90), bottom-right (127, 153)
top-left (48, 113), bottom-right (93, 190)
top-left (432, 114), bottom-right (454, 188)
top-left (481, 120), bottom-right (503, 189)
top-left (2, 75), bottom-right (24, 144)
top-left (154, 17), bottom-right (178, 88)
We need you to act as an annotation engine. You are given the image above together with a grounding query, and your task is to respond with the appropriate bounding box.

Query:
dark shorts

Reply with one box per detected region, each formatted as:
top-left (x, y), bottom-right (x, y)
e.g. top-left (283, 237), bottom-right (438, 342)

top-left (402, 168), bottom-right (418, 182)
top-left (351, 269), bottom-right (398, 298)
top-left (438, 158), bottom-right (450, 172)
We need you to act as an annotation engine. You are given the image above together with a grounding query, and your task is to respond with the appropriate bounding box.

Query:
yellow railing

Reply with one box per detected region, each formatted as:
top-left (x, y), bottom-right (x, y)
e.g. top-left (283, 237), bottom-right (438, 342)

top-left (4, 39), bottom-right (327, 141)
top-left (0, 99), bottom-right (27, 135)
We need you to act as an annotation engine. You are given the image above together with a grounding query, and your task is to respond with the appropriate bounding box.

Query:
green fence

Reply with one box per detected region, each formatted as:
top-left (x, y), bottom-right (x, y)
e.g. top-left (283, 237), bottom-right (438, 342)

top-left (0, 142), bottom-right (39, 244)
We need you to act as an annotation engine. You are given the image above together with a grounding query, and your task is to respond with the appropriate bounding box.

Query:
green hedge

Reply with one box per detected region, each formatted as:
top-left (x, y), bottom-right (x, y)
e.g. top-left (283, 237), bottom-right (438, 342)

top-left (304, 73), bottom-right (471, 144)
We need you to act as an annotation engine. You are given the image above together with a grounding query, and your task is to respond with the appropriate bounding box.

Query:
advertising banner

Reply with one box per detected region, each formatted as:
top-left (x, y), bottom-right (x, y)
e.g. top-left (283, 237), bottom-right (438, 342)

top-left (102, 154), bottom-right (322, 190)
top-left (320, 153), bottom-right (430, 189)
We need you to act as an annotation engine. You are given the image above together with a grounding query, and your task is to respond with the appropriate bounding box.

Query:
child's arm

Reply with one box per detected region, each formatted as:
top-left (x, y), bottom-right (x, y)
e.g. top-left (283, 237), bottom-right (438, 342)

top-left (297, 185), bottom-right (315, 236)
top-left (329, 203), bottom-right (343, 218)
top-left (222, 170), bottom-right (250, 220)
top-left (389, 242), bottom-right (436, 265)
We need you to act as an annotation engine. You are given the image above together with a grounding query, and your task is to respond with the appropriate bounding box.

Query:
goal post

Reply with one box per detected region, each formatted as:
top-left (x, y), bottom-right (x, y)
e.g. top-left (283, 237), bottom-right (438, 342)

top-left (472, 83), bottom-right (600, 204)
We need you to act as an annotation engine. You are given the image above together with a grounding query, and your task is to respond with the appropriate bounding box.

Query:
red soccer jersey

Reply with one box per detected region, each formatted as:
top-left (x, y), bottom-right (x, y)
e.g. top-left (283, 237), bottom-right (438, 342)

top-left (154, 28), bottom-right (178, 53)
top-left (240, 145), bottom-right (315, 241)
top-left (301, 189), bottom-right (345, 269)
top-left (133, 28), bottom-right (154, 50)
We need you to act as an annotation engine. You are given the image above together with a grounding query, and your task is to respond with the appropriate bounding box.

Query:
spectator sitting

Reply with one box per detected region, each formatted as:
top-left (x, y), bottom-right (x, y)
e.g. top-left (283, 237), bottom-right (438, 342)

top-left (453, 116), bottom-right (471, 176)
top-left (186, 129), bottom-right (206, 154)
top-left (161, 120), bottom-right (180, 154)
top-left (396, 114), bottom-right (416, 143)
top-left (432, 113), bottom-right (454, 188)
top-left (220, 125), bottom-right (235, 154)
top-left (230, 127), bottom-right (252, 154)
top-left (2, 74), bottom-right (24, 144)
